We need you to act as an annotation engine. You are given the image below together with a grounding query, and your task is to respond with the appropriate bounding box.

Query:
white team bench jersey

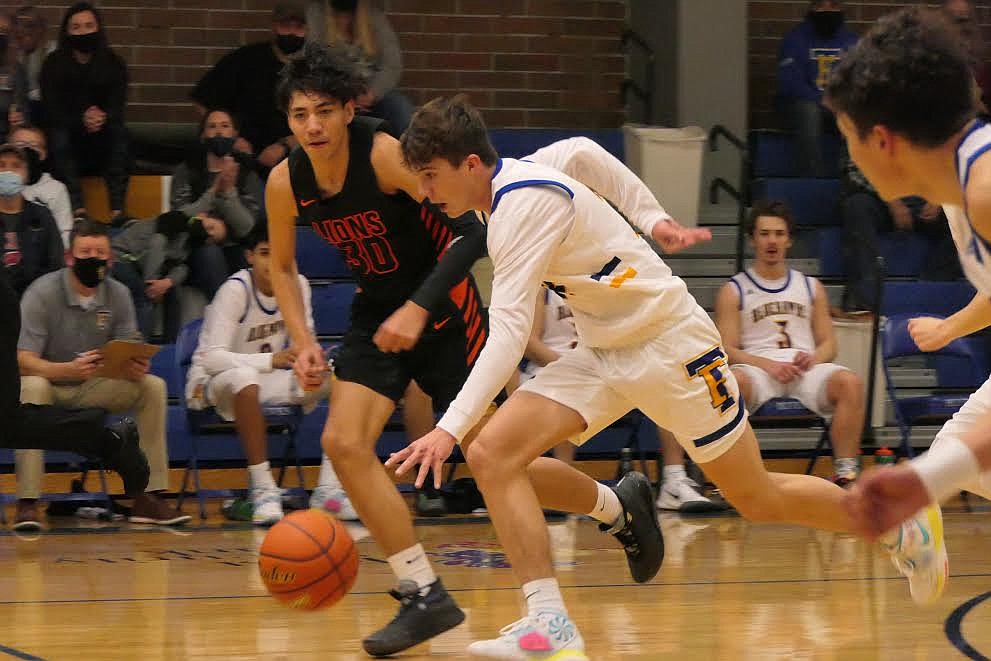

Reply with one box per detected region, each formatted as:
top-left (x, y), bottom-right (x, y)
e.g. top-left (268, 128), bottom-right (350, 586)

top-left (187, 269), bottom-right (313, 399)
top-left (948, 119), bottom-right (991, 298)
top-left (729, 268), bottom-right (816, 362)
top-left (437, 156), bottom-right (700, 439)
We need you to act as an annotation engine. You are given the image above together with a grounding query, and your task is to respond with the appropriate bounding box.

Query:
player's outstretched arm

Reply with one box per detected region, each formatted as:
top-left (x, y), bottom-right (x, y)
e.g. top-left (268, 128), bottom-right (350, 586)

top-left (525, 137), bottom-right (711, 252)
top-left (265, 161), bottom-right (325, 389)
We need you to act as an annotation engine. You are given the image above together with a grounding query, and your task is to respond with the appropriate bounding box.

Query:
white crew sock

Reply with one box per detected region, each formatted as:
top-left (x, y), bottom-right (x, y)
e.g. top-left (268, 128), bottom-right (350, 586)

top-left (317, 454), bottom-right (343, 489)
top-left (586, 482), bottom-right (624, 526)
top-left (248, 461), bottom-right (276, 490)
top-left (663, 464), bottom-right (687, 483)
top-left (387, 543), bottom-right (437, 594)
top-left (522, 577), bottom-right (567, 615)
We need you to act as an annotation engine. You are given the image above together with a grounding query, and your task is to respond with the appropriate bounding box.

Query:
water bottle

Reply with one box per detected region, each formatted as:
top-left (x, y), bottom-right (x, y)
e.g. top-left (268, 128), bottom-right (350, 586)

top-left (875, 446), bottom-right (896, 466)
top-left (618, 447), bottom-right (634, 478)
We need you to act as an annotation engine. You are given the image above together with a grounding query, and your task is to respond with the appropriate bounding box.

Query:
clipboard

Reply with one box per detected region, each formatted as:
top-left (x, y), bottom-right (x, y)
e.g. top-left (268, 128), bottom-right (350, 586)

top-left (91, 340), bottom-right (161, 380)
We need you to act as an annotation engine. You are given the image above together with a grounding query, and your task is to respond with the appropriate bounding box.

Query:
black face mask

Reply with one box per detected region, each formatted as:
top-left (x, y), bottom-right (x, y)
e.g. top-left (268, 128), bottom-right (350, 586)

top-left (276, 34), bottom-right (304, 55)
top-left (67, 31), bottom-right (100, 54)
top-left (331, 0), bottom-right (358, 12)
top-left (0, 35), bottom-right (8, 54)
top-left (72, 256), bottom-right (107, 288)
top-left (809, 10), bottom-right (844, 38)
top-left (203, 135), bottom-right (236, 157)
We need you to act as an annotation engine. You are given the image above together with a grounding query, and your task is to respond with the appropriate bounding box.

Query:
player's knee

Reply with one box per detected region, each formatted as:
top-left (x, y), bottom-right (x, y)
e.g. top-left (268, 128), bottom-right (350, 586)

top-left (464, 435), bottom-right (505, 484)
top-left (830, 370), bottom-right (863, 406)
top-left (320, 427), bottom-right (368, 466)
top-left (224, 367), bottom-right (261, 394)
top-left (20, 375), bottom-right (54, 405)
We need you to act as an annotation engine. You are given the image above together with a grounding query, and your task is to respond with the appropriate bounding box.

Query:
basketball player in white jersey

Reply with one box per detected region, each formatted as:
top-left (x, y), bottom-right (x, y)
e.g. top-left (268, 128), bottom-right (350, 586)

top-left (384, 96), bottom-right (927, 659)
top-left (716, 199), bottom-right (865, 486)
top-left (825, 6), bottom-right (991, 595)
top-left (185, 224), bottom-right (355, 525)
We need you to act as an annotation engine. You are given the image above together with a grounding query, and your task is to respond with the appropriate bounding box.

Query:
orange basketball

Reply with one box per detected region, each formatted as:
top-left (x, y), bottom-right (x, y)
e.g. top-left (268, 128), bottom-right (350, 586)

top-left (258, 509), bottom-right (359, 610)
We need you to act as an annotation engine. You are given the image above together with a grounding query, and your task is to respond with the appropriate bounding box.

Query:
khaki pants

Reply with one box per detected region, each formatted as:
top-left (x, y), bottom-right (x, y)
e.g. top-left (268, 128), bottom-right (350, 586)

top-left (15, 375), bottom-right (169, 498)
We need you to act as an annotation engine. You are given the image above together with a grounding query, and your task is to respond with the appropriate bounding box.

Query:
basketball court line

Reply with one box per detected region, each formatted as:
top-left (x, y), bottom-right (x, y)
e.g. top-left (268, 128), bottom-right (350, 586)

top-left (945, 590), bottom-right (991, 661)
top-left (0, 643), bottom-right (46, 660)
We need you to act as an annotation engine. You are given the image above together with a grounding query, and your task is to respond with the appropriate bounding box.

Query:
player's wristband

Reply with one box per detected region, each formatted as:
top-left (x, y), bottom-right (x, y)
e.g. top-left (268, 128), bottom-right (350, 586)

top-left (911, 437), bottom-right (982, 504)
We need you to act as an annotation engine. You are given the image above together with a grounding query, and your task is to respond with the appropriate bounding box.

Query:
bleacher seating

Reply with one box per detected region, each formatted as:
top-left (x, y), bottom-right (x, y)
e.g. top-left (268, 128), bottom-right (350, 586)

top-left (748, 129), bottom-right (843, 179)
top-left (489, 129), bottom-right (623, 161)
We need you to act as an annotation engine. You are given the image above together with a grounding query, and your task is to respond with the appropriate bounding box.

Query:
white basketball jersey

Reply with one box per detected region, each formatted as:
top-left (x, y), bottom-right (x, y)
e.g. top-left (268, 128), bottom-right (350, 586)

top-left (221, 269), bottom-right (288, 354)
top-left (946, 119), bottom-right (991, 298)
top-left (730, 268), bottom-right (816, 361)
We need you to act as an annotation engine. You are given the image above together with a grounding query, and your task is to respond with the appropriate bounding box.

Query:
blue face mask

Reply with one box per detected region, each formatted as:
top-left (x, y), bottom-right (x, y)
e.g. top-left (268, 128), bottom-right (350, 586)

top-left (0, 170), bottom-right (24, 197)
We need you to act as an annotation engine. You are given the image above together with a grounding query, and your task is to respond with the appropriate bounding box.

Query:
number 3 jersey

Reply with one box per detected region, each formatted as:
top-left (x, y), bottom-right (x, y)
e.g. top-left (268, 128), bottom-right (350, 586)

top-left (728, 268), bottom-right (817, 362)
top-left (288, 116), bottom-right (471, 321)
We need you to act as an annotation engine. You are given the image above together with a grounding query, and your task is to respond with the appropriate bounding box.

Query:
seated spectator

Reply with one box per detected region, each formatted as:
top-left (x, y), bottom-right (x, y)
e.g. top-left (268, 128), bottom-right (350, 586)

top-left (185, 225), bottom-right (355, 525)
top-left (777, 0), bottom-right (857, 176)
top-left (0, 143), bottom-right (62, 297)
top-left (191, 2), bottom-right (306, 171)
top-left (12, 6), bottom-right (53, 128)
top-left (170, 108), bottom-right (265, 299)
top-left (9, 124), bottom-right (73, 248)
top-left (15, 219), bottom-right (190, 528)
top-left (0, 10), bottom-right (29, 140)
top-left (715, 200), bottom-right (865, 485)
top-left (112, 210), bottom-right (229, 342)
top-left (308, 0), bottom-right (414, 133)
top-left (1, 259), bottom-right (150, 531)
top-left (840, 156), bottom-right (962, 311)
top-left (40, 2), bottom-right (129, 225)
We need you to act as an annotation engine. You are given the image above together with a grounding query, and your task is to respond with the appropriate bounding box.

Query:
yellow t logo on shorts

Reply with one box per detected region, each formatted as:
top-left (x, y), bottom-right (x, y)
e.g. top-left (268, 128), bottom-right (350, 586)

top-left (684, 347), bottom-right (735, 414)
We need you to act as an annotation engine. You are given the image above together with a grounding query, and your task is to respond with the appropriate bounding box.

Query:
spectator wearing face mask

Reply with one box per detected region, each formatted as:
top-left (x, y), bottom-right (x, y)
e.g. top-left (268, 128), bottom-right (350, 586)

top-left (170, 108), bottom-right (264, 300)
top-left (0, 143), bottom-right (62, 298)
top-left (306, 0), bottom-right (414, 133)
top-left (12, 6), bottom-right (54, 128)
top-left (0, 11), bottom-right (29, 141)
top-left (15, 218), bottom-right (190, 528)
top-left (776, 0), bottom-right (858, 177)
top-left (40, 2), bottom-right (129, 225)
top-left (9, 124), bottom-right (73, 248)
top-left (191, 2), bottom-right (307, 172)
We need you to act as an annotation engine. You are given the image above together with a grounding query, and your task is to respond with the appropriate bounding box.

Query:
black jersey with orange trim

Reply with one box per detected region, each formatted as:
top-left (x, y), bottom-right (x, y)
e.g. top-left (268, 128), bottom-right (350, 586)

top-left (288, 116), bottom-right (486, 363)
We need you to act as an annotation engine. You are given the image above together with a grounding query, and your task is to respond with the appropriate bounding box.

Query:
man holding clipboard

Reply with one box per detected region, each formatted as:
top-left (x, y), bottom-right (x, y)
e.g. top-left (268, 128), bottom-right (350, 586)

top-left (14, 219), bottom-right (189, 529)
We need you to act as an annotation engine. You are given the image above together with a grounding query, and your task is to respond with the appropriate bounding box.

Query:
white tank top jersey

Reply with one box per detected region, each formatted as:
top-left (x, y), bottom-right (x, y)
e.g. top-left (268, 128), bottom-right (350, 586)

top-left (947, 119), bottom-right (991, 298)
top-left (729, 268), bottom-right (817, 362)
top-left (437, 154), bottom-right (700, 440)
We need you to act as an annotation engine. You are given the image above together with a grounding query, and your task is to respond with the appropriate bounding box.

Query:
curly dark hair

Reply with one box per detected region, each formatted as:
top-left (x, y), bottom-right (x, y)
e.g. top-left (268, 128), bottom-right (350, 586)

top-left (400, 94), bottom-right (498, 170)
top-left (746, 199), bottom-right (795, 237)
top-left (825, 7), bottom-right (976, 147)
top-left (275, 42), bottom-right (372, 113)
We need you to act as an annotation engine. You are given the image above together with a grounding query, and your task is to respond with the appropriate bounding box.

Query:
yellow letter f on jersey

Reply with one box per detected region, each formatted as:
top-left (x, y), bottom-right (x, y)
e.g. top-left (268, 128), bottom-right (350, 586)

top-left (684, 347), bottom-right (735, 413)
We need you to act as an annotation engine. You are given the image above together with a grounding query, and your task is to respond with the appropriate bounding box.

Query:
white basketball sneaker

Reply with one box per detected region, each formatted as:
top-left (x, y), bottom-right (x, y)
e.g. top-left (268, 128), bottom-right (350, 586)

top-left (310, 485), bottom-right (359, 521)
top-left (883, 504), bottom-right (949, 605)
top-left (468, 610), bottom-right (588, 660)
top-left (250, 486), bottom-right (284, 526)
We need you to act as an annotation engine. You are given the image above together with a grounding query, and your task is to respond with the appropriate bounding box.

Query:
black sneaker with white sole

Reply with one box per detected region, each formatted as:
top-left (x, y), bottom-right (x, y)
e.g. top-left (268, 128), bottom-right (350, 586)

top-left (600, 471), bottom-right (665, 583)
top-left (362, 578), bottom-right (465, 657)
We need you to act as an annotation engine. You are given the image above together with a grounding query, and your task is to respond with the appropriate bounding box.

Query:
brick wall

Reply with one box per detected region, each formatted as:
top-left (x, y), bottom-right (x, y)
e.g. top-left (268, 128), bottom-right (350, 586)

top-left (748, 1), bottom-right (991, 129)
top-left (0, 0), bottom-right (627, 128)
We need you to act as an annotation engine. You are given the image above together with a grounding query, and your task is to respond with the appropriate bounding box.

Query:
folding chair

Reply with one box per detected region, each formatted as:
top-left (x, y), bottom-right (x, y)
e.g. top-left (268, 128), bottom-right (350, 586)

top-left (174, 319), bottom-right (307, 519)
top-left (881, 313), bottom-right (987, 459)
top-left (749, 398), bottom-right (832, 475)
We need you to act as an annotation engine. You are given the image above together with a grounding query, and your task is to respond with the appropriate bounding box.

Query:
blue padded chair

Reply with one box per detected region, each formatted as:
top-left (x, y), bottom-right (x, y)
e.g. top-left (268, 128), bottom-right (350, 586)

top-left (881, 281), bottom-right (976, 318)
top-left (749, 398), bottom-right (832, 475)
top-left (294, 226), bottom-right (351, 281)
top-left (174, 319), bottom-right (307, 519)
top-left (748, 129), bottom-right (843, 179)
top-left (311, 282), bottom-right (357, 337)
top-left (881, 313), bottom-right (988, 458)
top-left (488, 129), bottom-right (624, 161)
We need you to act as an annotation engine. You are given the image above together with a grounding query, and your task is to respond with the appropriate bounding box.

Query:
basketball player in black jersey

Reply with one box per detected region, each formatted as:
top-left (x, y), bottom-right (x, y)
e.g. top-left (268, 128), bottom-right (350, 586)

top-left (266, 44), bottom-right (485, 657)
